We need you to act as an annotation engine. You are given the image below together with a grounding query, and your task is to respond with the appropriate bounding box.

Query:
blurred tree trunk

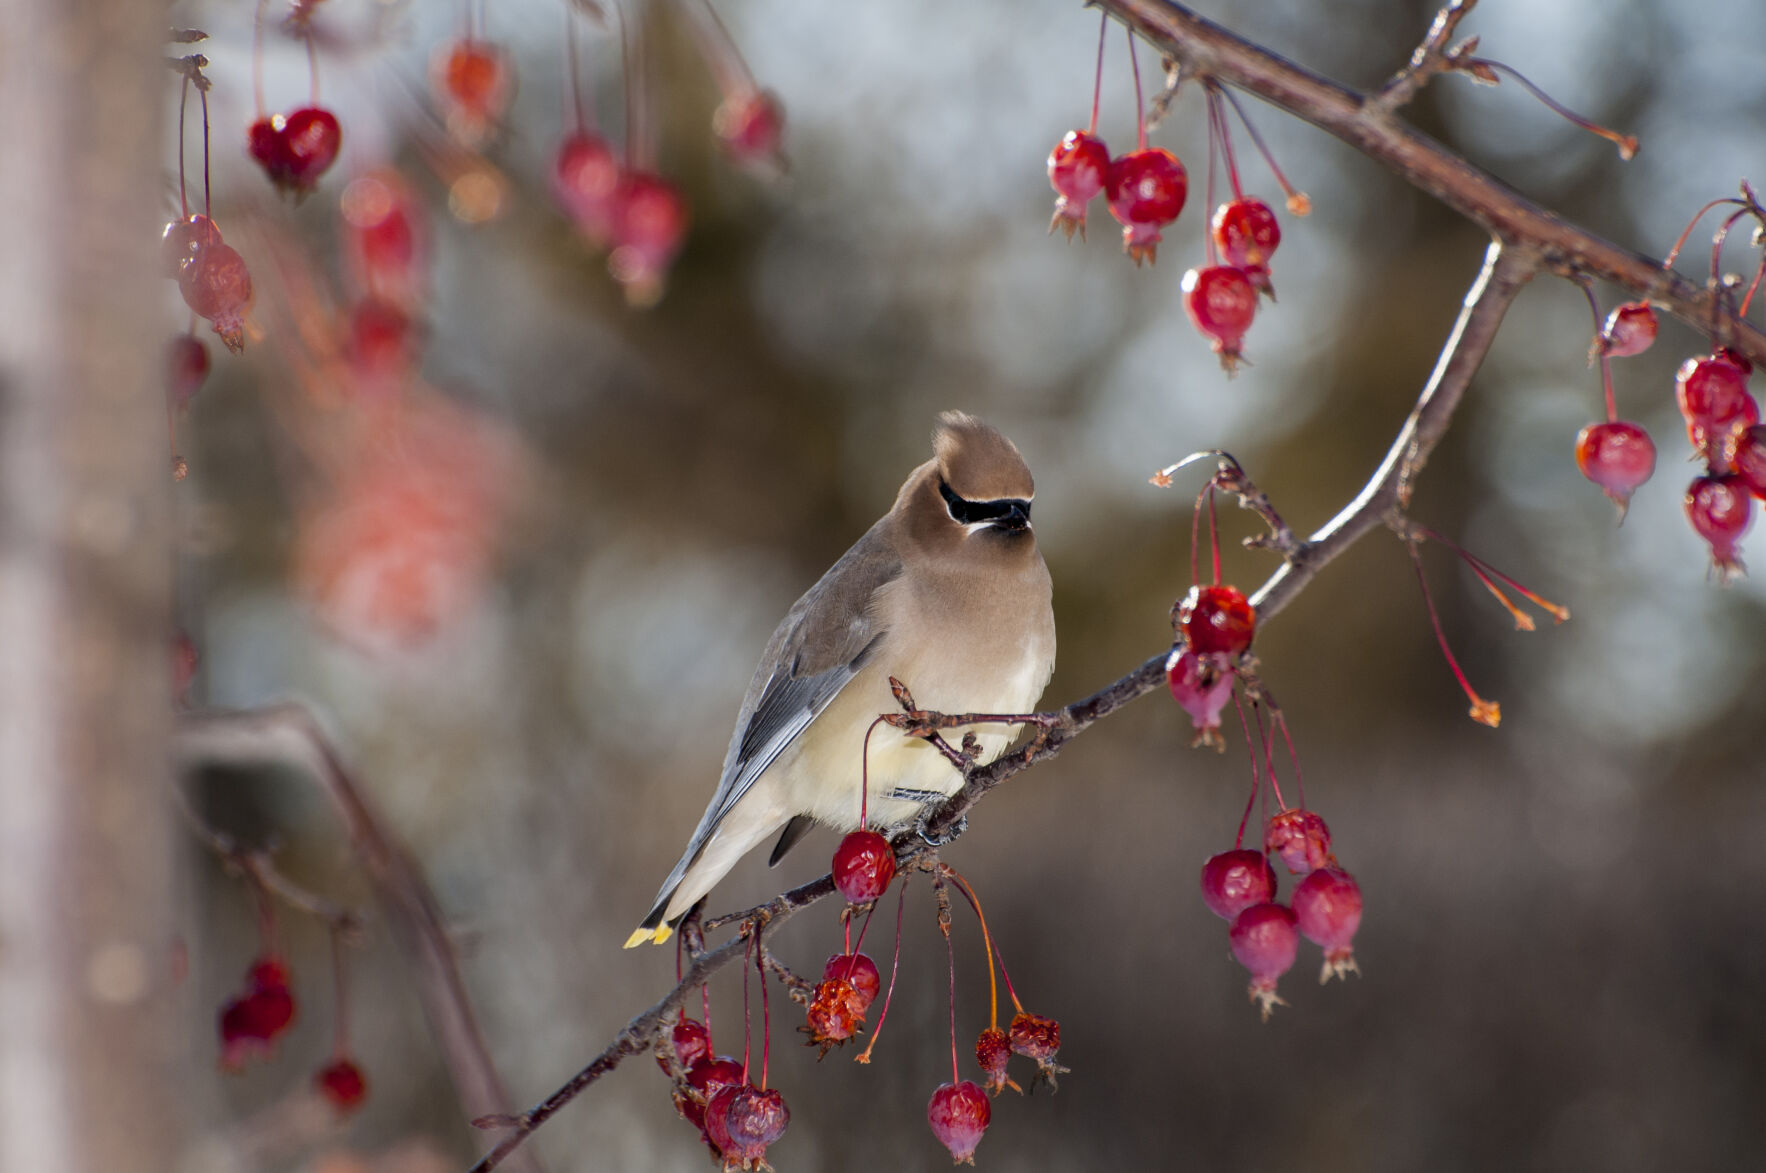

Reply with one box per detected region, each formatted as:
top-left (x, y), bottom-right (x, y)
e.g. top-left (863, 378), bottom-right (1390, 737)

top-left (0, 2), bottom-right (179, 1170)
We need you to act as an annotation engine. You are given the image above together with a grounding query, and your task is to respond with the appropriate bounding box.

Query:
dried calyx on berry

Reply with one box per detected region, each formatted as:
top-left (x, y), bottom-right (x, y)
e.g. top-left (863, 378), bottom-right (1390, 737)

top-left (974, 1028), bottom-right (1019, 1096)
top-left (801, 977), bottom-right (867, 1054)
top-left (927, 1080), bottom-right (991, 1165)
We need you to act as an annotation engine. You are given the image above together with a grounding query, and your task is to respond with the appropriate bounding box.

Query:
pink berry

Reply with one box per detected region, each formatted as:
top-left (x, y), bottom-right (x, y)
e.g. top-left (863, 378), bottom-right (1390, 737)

top-left (315, 1058), bottom-right (368, 1112)
top-left (161, 214), bottom-right (222, 279)
top-left (927, 1080), bottom-right (991, 1164)
top-left (822, 952), bottom-right (881, 1009)
top-left (166, 333), bottom-right (210, 412)
top-left (832, 830), bottom-right (896, 904)
top-left (1166, 647), bottom-right (1235, 749)
top-left (713, 90), bottom-right (785, 167)
top-left (723, 1085), bottom-right (789, 1166)
top-left (552, 132), bottom-right (622, 248)
top-left (1731, 425), bottom-right (1766, 499)
top-left (1229, 901), bottom-right (1299, 1020)
top-left (974, 1028), bottom-right (1016, 1096)
top-left (1177, 583), bottom-right (1256, 659)
top-left (656, 1016), bottom-right (711, 1075)
top-left (1677, 354), bottom-right (1756, 461)
top-left (1200, 849), bottom-right (1277, 921)
top-left (1574, 420), bottom-right (1656, 519)
top-left (1047, 129), bottom-right (1110, 240)
top-left (1599, 301), bottom-right (1657, 358)
top-left (1211, 197), bottom-right (1281, 270)
top-left (1685, 473), bottom-right (1753, 578)
top-left (1182, 265), bottom-right (1259, 373)
top-left (1292, 866), bottom-right (1363, 983)
top-left (178, 241), bottom-right (253, 353)
top-left (608, 171), bottom-right (689, 306)
top-left (1104, 147), bottom-right (1187, 265)
top-left (1264, 808), bottom-right (1332, 875)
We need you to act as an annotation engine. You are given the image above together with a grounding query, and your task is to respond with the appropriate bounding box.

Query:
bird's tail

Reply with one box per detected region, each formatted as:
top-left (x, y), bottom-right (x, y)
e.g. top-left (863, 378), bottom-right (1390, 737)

top-left (623, 903), bottom-right (675, 949)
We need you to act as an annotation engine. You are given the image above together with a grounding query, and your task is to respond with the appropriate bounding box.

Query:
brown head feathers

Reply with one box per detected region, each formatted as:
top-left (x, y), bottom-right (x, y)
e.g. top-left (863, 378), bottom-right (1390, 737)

top-left (933, 411), bottom-right (1035, 503)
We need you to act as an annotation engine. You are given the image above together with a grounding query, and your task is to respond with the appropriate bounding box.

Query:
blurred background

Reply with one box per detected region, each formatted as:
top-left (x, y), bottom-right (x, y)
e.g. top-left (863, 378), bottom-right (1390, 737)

top-left (169, 0), bottom-right (1766, 1170)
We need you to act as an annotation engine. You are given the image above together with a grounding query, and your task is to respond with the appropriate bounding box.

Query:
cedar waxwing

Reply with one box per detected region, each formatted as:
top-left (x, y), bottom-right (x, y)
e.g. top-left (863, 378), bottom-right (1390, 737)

top-left (625, 413), bottom-right (1056, 947)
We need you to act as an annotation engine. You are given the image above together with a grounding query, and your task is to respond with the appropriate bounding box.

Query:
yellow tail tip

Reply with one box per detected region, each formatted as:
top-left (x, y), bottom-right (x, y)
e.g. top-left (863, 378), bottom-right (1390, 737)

top-left (623, 925), bottom-right (674, 949)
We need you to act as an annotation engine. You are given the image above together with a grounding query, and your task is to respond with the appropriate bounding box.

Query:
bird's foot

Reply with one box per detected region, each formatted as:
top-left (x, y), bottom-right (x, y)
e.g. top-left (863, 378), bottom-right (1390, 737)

top-left (916, 812), bottom-right (967, 847)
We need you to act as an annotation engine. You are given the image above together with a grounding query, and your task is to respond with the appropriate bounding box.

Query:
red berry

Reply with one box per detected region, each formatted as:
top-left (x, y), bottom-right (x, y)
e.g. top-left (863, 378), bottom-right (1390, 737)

top-left (162, 214), bottom-right (222, 279)
top-left (249, 107), bottom-right (342, 196)
top-left (701, 1083), bottom-right (740, 1156)
top-left (1229, 901), bottom-right (1299, 1020)
top-left (341, 172), bottom-right (425, 306)
top-left (608, 171), bottom-right (689, 307)
top-left (1199, 849), bottom-right (1277, 921)
top-left (1104, 147), bottom-right (1187, 265)
top-left (1574, 420), bottom-right (1655, 519)
top-left (1598, 301), bottom-right (1657, 358)
top-left (346, 298), bottom-right (417, 393)
top-left (552, 132), bottom-right (622, 248)
top-left (166, 334), bottom-right (210, 412)
top-left (927, 1080), bottom-right (991, 1165)
top-left (723, 1085), bottom-right (789, 1166)
top-left (1183, 265), bottom-right (1259, 373)
top-left (713, 90), bottom-right (785, 167)
top-left (1211, 197), bottom-right (1281, 270)
top-left (178, 242), bottom-right (253, 353)
top-left (832, 830), bottom-right (896, 904)
top-left (1046, 129), bottom-right (1110, 240)
top-left (1264, 808), bottom-right (1332, 875)
top-left (656, 1016), bottom-right (711, 1075)
top-left (974, 1028), bottom-right (1017, 1096)
top-left (685, 1055), bottom-right (745, 1101)
top-left (433, 39), bottom-right (513, 145)
top-left (1685, 473), bottom-right (1753, 578)
top-left (1732, 425), bottom-right (1766, 499)
top-left (246, 954), bottom-right (292, 994)
top-left (1177, 583), bottom-right (1256, 659)
top-left (315, 1058), bottom-right (369, 1112)
top-left (822, 952), bottom-right (881, 1009)
top-left (1677, 354), bottom-right (1756, 461)
top-left (217, 959), bottom-right (297, 1072)
top-left (1292, 866), bottom-right (1363, 983)
top-left (1165, 647), bottom-right (1235, 749)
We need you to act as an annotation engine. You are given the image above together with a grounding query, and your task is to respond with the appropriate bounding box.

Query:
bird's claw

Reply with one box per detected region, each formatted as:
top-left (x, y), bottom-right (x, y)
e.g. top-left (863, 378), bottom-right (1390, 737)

top-left (916, 813), bottom-right (967, 847)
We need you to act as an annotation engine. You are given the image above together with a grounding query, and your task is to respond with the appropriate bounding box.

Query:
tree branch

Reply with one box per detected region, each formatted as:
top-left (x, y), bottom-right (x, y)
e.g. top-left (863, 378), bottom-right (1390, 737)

top-left (1101, 0), bottom-right (1766, 365)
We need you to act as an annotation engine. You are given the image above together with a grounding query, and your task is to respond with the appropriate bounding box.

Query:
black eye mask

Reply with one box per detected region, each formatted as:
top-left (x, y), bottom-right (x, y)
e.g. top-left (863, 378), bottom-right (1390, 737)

top-left (940, 479), bottom-right (1031, 530)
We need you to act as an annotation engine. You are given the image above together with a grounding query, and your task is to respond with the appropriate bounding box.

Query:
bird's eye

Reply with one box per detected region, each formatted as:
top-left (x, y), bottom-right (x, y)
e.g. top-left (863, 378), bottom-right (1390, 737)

top-left (939, 480), bottom-right (1030, 528)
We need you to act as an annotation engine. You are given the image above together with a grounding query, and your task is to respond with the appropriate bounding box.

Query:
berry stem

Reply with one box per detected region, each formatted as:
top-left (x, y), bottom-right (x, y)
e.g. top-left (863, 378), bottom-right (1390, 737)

top-left (676, 0), bottom-right (759, 100)
top-left (565, 6), bottom-right (587, 134)
top-left (853, 880), bottom-right (909, 1064)
top-left (1209, 85), bottom-right (1245, 202)
top-left (939, 866), bottom-right (1000, 1032)
top-left (1460, 58), bottom-right (1637, 160)
top-left (1407, 541), bottom-right (1501, 727)
top-left (940, 878), bottom-right (959, 1084)
top-left (177, 76), bottom-right (190, 217)
top-left (619, 1), bottom-right (654, 172)
top-left (306, 33), bottom-right (320, 105)
top-left (252, 0), bottom-right (268, 118)
top-left (739, 931), bottom-right (753, 1081)
top-left (1208, 484), bottom-right (1223, 585)
top-left (1219, 86), bottom-right (1310, 215)
top-left (757, 925), bottom-right (771, 1089)
top-left (199, 84), bottom-right (212, 217)
top-left (329, 923), bottom-right (351, 1058)
top-left (1710, 208), bottom-right (1758, 319)
top-left (1202, 91), bottom-right (1219, 267)
top-left (1230, 686), bottom-right (1265, 846)
top-left (1128, 29), bottom-right (1147, 153)
top-left (859, 714), bottom-right (890, 827)
top-left (1087, 12), bottom-right (1107, 135)
top-left (1740, 250), bottom-right (1766, 319)
top-left (1417, 526), bottom-right (1570, 625)
top-left (1662, 197), bottom-right (1749, 271)
top-left (1576, 281), bottom-right (1620, 420)
top-left (1270, 704), bottom-right (1306, 810)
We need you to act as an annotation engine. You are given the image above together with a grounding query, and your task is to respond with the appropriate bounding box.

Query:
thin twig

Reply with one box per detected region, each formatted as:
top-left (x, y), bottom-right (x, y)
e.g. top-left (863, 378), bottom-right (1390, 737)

top-left (1372, 0), bottom-right (1479, 113)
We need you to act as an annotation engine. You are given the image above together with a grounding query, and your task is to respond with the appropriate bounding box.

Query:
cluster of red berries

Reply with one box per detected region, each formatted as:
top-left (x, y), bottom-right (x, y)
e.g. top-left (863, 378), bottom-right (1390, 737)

top-left (662, 1017), bottom-right (789, 1169)
top-left (1201, 809), bottom-right (1363, 1020)
top-left (1165, 581), bottom-right (1257, 747)
top-left (1575, 297), bottom-right (1763, 576)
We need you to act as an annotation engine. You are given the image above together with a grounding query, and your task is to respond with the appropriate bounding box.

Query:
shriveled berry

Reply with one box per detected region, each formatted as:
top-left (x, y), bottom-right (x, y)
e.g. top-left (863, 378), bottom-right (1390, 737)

top-left (822, 952), bottom-right (881, 1009)
top-left (1685, 473), bottom-right (1753, 579)
top-left (1166, 647), bottom-right (1235, 750)
top-left (713, 90), bottom-right (785, 167)
top-left (161, 214), bottom-right (222, 278)
top-left (552, 132), bottom-right (622, 248)
top-left (1183, 264), bottom-right (1259, 373)
top-left (1212, 197), bottom-right (1281, 271)
top-left (1177, 583), bottom-right (1256, 659)
top-left (702, 1083), bottom-right (740, 1156)
top-left (678, 1054), bottom-right (744, 1130)
top-left (1292, 866), bottom-right (1363, 983)
top-left (832, 830), bottom-right (896, 904)
top-left (974, 1028), bottom-right (1018, 1096)
top-left (166, 334), bottom-right (210, 412)
top-left (1105, 147), bottom-right (1187, 265)
top-left (179, 242), bottom-right (253, 353)
top-left (927, 1080), bottom-right (991, 1164)
top-left (315, 1058), bottom-right (368, 1112)
top-left (1007, 1010), bottom-right (1065, 1088)
top-left (1732, 425), bottom-right (1766, 499)
top-left (1575, 420), bottom-right (1655, 519)
top-left (1598, 301), bottom-right (1657, 358)
top-left (723, 1085), bottom-right (789, 1167)
top-left (1229, 901), bottom-right (1299, 1021)
top-left (607, 171), bottom-right (689, 307)
top-left (433, 39), bottom-right (513, 145)
top-left (1264, 808), bottom-right (1331, 875)
top-left (803, 977), bottom-right (867, 1052)
top-left (656, 1015), bottom-right (711, 1075)
top-left (1047, 129), bottom-right (1110, 241)
top-left (1200, 849), bottom-right (1277, 921)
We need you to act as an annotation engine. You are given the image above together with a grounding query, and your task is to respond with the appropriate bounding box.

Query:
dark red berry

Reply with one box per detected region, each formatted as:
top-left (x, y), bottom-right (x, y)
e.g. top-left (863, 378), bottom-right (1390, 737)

top-left (723, 1085), bottom-right (789, 1166)
top-left (657, 1016), bottom-right (711, 1075)
top-left (1047, 129), bottom-right (1110, 240)
top-left (822, 952), bottom-right (881, 1009)
top-left (217, 958), bottom-right (297, 1071)
top-left (161, 214), bottom-right (222, 279)
top-left (1183, 265), bottom-right (1259, 373)
top-left (166, 334), bottom-right (210, 412)
top-left (552, 132), bottom-right (622, 248)
top-left (249, 107), bottom-right (342, 196)
top-left (678, 1055), bottom-right (743, 1130)
top-left (1264, 808), bottom-right (1331, 875)
top-left (1212, 198), bottom-right (1281, 270)
top-left (178, 242), bottom-right (253, 353)
top-left (1685, 473), bottom-right (1753, 578)
top-left (1598, 301), bottom-right (1657, 358)
top-left (1292, 866), bottom-right (1363, 983)
top-left (832, 830), bottom-right (896, 904)
top-left (607, 171), bottom-right (689, 306)
top-left (701, 1083), bottom-right (740, 1156)
top-left (315, 1058), bottom-right (368, 1112)
top-left (1200, 849), bottom-right (1278, 921)
top-left (714, 90), bottom-right (785, 167)
top-left (1177, 583), bottom-right (1256, 659)
top-left (1166, 647), bottom-right (1235, 749)
top-left (974, 1028), bottom-right (1017, 1096)
top-left (927, 1080), bottom-right (991, 1164)
top-left (1229, 901), bottom-right (1299, 1020)
top-left (247, 955), bottom-right (292, 993)
top-left (1732, 425), bottom-right (1766, 499)
top-left (1575, 420), bottom-right (1655, 519)
top-left (1105, 147), bottom-right (1187, 265)
top-left (1007, 1011), bottom-right (1059, 1062)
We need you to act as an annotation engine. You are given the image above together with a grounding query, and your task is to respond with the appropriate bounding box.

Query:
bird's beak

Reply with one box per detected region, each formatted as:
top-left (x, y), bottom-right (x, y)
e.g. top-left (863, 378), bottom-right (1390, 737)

top-left (991, 501), bottom-right (1031, 532)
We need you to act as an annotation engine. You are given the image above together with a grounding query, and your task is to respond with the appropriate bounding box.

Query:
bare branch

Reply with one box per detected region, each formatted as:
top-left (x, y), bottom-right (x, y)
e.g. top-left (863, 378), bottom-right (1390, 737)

top-left (1373, 0), bottom-right (1479, 113)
